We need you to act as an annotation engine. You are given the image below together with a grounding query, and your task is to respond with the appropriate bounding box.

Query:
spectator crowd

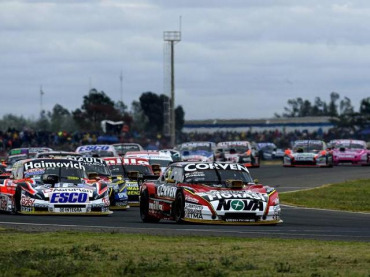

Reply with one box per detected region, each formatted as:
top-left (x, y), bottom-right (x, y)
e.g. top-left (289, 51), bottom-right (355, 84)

top-left (1, 125), bottom-right (368, 157)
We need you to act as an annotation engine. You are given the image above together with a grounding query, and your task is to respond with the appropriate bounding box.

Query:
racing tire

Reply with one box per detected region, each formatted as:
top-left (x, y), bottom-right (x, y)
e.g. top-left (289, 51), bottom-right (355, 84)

top-left (326, 156), bottom-right (333, 168)
top-left (139, 189), bottom-right (160, 223)
top-left (14, 185), bottom-right (22, 214)
top-left (173, 191), bottom-right (185, 224)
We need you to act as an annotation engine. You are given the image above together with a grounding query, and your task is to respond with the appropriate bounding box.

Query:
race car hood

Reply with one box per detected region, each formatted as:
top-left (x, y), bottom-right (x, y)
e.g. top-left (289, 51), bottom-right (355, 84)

top-left (33, 182), bottom-right (107, 200)
top-left (196, 189), bottom-right (268, 214)
top-left (40, 186), bottom-right (95, 199)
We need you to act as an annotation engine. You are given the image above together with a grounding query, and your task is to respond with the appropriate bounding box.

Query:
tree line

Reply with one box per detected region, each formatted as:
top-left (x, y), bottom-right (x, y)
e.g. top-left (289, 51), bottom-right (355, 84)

top-left (275, 92), bottom-right (370, 132)
top-left (1, 90), bottom-right (369, 137)
top-left (0, 89), bottom-right (185, 139)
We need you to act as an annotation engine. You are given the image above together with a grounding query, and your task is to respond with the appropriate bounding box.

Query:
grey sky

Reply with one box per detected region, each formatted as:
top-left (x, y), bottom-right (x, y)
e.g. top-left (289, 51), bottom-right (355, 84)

top-left (1, 0), bottom-right (369, 120)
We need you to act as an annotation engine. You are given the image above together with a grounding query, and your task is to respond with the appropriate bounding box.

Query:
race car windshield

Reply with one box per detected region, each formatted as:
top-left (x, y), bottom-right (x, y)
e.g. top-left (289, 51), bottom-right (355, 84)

top-left (183, 169), bottom-right (253, 187)
top-left (123, 165), bottom-right (152, 175)
top-left (182, 145), bottom-right (212, 152)
top-left (91, 150), bottom-right (115, 157)
top-left (114, 145), bottom-right (140, 155)
top-left (25, 167), bottom-right (87, 184)
top-left (259, 144), bottom-right (276, 151)
top-left (149, 159), bottom-right (171, 167)
top-left (7, 155), bottom-right (28, 165)
top-left (83, 163), bottom-right (111, 176)
top-left (293, 142), bottom-right (323, 153)
top-left (335, 142), bottom-right (365, 150)
top-left (109, 165), bottom-right (124, 175)
top-left (230, 146), bottom-right (249, 153)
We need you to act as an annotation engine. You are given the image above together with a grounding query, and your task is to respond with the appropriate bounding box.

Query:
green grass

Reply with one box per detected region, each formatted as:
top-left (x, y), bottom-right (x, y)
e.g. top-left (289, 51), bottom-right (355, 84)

top-left (280, 179), bottom-right (370, 212)
top-left (0, 230), bottom-right (369, 276)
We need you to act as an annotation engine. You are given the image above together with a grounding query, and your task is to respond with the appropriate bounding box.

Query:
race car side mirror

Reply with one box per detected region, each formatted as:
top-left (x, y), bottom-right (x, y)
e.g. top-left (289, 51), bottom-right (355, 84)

top-left (127, 171), bottom-right (139, 180)
top-left (42, 174), bottom-right (59, 185)
top-left (166, 178), bottom-right (175, 184)
top-left (88, 172), bottom-right (100, 180)
top-left (151, 164), bottom-right (161, 172)
top-left (226, 179), bottom-right (243, 189)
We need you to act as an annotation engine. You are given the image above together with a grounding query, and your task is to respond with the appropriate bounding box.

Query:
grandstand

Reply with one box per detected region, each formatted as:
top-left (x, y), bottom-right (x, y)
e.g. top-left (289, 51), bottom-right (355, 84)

top-left (183, 116), bottom-right (334, 134)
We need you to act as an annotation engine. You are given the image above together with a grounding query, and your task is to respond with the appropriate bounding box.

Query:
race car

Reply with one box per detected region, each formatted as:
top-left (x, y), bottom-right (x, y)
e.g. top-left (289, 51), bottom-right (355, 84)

top-left (112, 143), bottom-right (144, 156)
top-left (36, 151), bottom-right (82, 158)
top-left (177, 142), bottom-right (216, 162)
top-left (283, 140), bottom-right (333, 167)
top-left (159, 149), bottom-right (182, 162)
top-left (8, 147), bottom-right (53, 158)
top-left (139, 162), bottom-right (282, 225)
top-left (124, 151), bottom-right (173, 174)
top-left (104, 157), bottom-right (158, 207)
top-left (216, 141), bottom-right (260, 168)
top-left (257, 142), bottom-right (284, 160)
top-left (329, 139), bottom-right (370, 166)
top-left (75, 144), bottom-right (119, 157)
top-left (0, 158), bottom-right (111, 215)
top-left (68, 156), bottom-right (129, 210)
top-left (4, 153), bottom-right (28, 172)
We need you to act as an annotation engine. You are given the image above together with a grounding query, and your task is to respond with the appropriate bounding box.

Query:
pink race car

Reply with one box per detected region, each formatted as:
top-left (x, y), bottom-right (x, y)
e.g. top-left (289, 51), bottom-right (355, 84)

top-left (330, 139), bottom-right (370, 166)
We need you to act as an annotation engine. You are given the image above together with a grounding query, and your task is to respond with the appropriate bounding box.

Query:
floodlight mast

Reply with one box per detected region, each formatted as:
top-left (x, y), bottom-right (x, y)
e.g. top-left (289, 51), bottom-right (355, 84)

top-left (163, 31), bottom-right (181, 147)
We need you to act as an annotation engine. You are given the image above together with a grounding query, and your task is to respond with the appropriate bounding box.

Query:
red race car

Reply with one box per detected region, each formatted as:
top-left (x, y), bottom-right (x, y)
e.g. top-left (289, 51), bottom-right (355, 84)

top-left (140, 162), bottom-right (281, 225)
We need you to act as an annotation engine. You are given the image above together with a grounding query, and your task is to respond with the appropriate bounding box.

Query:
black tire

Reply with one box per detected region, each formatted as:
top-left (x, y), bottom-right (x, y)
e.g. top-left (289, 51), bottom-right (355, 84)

top-left (327, 156), bottom-right (333, 168)
top-left (108, 187), bottom-right (116, 206)
top-left (14, 185), bottom-right (22, 214)
top-left (173, 191), bottom-right (185, 223)
top-left (140, 189), bottom-right (160, 223)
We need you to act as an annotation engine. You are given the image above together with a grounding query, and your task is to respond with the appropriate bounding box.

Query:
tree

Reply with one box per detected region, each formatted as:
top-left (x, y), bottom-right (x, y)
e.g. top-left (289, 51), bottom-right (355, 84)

top-left (48, 104), bottom-right (76, 132)
top-left (139, 92), bottom-right (166, 134)
top-left (312, 97), bottom-right (328, 116)
top-left (175, 105), bottom-right (185, 132)
top-left (72, 88), bottom-right (123, 131)
top-left (328, 92), bottom-right (340, 117)
top-left (138, 92), bottom-right (185, 137)
top-left (0, 114), bottom-right (31, 131)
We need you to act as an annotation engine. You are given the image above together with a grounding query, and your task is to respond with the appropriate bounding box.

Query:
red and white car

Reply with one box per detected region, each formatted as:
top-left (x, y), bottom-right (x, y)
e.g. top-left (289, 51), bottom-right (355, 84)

top-left (283, 140), bottom-right (333, 167)
top-left (215, 141), bottom-right (260, 168)
top-left (124, 151), bottom-right (173, 174)
top-left (140, 162), bottom-right (281, 225)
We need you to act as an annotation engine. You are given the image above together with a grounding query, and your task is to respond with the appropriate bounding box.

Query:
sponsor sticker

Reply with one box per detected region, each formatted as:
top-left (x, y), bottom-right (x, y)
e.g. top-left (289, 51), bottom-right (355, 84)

top-left (50, 192), bottom-right (88, 203)
top-left (157, 185), bottom-right (177, 198)
top-left (57, 207), bottom-right (84, 213)
top-left (184, 163), bottom-right (248, 172)
top-left (21, 197), bottom-right (35, 207)
top-left (184, 203), bottom-right (203, 219)
top-left (215, 199), bottom-right (265, 212)
top-left (24, 160), bottom-right (85, 171)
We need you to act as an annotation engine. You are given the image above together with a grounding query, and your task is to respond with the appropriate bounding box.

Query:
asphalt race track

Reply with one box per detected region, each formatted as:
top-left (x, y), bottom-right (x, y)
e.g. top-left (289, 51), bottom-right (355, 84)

top-left (0, 165), bottom-right (369, 241)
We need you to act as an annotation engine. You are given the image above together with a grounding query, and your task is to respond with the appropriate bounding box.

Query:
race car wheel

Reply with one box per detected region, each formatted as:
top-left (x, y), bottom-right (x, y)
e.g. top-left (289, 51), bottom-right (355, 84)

top-left (174, 191), bottom-right (185, 224)
top-left (108, 187), bottom-right (116, 206)
top-left (140, 189), bottom-right (160, 223)
top-left (14, 185), bottom-right (22, 214)
top-left (327, 156), bottom-right (333, 168)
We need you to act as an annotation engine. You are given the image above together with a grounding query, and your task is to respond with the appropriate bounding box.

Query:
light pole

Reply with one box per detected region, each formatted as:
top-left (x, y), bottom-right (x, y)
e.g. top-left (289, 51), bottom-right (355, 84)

top-left (40, 85), bottom-right (44, 117)
top-left (163, 31), bottom-right (181, 147)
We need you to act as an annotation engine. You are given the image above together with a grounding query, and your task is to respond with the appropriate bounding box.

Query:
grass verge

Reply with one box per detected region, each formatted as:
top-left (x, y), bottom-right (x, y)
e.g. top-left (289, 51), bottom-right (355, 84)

top-left (0, 230), bottom-right (369, 276)
top-left (280, 179), bottom-right (370, 212)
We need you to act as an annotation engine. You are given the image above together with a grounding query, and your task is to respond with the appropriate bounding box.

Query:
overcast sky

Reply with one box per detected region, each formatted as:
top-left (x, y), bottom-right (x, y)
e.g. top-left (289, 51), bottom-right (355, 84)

top-left (1, 0), bottom-right (370, 121)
